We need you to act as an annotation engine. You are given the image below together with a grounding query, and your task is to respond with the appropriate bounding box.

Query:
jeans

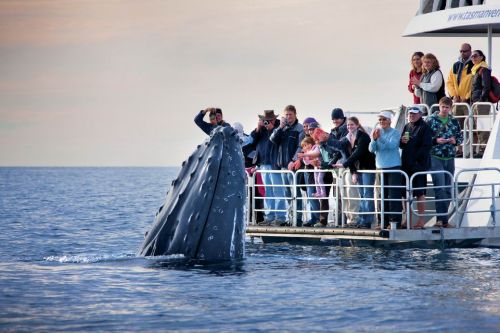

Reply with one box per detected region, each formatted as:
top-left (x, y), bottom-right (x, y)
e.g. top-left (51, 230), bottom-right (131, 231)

top-left (281, 170), bottom-right (302, 225)
top-left (430, 157), bottom-right (454, 224)
top-left (305, 171), bottom-right (320, 223)
top-left (342, 170), bottom-right (360, 224)
top-left (380, 167), bottom-right (403, 225)
top-left (358, 172), bottom-right (375, 226)
top-left (259, 165), bottom-right (287, 222)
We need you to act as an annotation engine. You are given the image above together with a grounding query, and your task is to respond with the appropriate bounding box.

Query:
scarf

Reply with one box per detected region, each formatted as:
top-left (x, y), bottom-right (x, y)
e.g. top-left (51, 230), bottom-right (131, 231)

top-left (471, 61), bottom-right (488, 75)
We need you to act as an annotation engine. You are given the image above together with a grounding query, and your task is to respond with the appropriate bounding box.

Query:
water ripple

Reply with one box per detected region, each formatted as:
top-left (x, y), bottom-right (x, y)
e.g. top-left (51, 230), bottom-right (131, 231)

top-left (1, 167), bottom-right (499, 332)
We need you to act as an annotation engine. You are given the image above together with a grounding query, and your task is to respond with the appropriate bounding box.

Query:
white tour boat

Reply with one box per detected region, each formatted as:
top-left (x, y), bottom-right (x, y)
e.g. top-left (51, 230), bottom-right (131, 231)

top-left (245, 0), bottom-right (500, 248)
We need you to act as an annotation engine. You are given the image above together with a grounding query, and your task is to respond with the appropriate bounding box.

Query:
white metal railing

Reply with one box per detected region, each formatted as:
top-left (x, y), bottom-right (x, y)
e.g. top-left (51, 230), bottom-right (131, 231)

top-left (470, 102), bottom-right (496, 157)
top-left (404, 102), bottom-right (497, 159)
top-left (294, 169), bottom-right (339, 227)
top-left (339, 169), bottom-right (410, 229)
top-left (409, 170), bottom-right (456, 227)
top-left (454, 168), bottom-right (500, 226)
top-left (250, 169), bottom-right (293, 225)
top-left (246, 167), bottom-right (500, 229)
top-left (451, 102), bottom-right (472, 158)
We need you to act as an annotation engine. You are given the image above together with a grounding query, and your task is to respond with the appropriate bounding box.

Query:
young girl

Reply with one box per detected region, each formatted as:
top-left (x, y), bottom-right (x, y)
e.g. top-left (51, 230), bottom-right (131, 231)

top-left (298, 137), bottom-right (325, 198)
top-left (408, 51), bottom-right (424, 104)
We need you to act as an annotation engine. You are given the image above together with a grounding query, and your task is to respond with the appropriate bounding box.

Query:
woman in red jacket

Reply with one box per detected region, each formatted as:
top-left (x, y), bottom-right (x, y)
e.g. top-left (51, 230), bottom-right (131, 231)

top-left (408, 51), bottom-right (424, 104)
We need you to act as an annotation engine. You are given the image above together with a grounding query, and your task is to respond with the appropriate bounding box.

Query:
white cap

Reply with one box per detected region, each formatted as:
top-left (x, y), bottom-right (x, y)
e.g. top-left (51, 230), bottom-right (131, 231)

top-left (378, 110), bottom-right (394, 120)
top-left (407, 106), bottom-right (422, 113)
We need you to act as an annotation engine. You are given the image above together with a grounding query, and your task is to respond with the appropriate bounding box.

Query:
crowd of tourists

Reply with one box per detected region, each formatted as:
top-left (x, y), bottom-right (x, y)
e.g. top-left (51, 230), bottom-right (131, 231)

top-left (193, 43), bottom-right (496, 230)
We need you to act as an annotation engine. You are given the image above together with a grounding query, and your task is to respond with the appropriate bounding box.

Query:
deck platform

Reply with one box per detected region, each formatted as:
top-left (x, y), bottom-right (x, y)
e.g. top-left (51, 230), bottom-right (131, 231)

top-left (246, 225), bottom-right (500, 248)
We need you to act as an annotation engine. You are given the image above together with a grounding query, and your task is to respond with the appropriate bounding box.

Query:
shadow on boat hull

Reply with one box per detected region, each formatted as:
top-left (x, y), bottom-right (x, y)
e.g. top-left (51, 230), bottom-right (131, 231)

top-left (253, 236), bottom-right (484, 249)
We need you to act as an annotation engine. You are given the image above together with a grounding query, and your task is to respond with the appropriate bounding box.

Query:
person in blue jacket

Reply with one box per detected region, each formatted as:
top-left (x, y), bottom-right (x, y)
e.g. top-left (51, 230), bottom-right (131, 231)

top-left (368, 111), bottom-right (403, 229)
top-left (194, 107), bottom-right (229, 135)
top-left (249, 110), bottom-right (287, 226)
top-left (270, 105), bottom-right (304, 226)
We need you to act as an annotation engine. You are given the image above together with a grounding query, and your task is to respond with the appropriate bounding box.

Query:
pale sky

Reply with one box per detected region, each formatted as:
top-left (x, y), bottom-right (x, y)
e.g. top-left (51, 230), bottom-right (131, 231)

top-left (0, 0), bottom-right (496, 166)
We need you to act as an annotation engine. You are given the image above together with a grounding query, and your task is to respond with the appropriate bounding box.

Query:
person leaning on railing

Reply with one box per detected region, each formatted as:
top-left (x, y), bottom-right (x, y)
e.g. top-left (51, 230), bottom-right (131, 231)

top-left (332, 117), bottom-right (376, 229)
top-left (294, 117), bottom-right (321, 226)
top-left (310, 127), bottom-right (338, 227)
top-left (368, 111), bottom-right (403, 229)
top-left (426, 97), bottom-right (463, 228)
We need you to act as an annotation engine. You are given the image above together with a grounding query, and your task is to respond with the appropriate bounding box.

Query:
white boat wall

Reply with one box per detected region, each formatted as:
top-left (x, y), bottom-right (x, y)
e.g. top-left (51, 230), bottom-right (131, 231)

top-left (403, 0), bottom-right (500, 37)
top-left (457, 112), bottom-right (500, 227)
top-left (403, 0), bottom-right (500, 69)
top-left (404, 0), bottom-right (500, 231)
top-left (244, 1), bottom-right (500, 248)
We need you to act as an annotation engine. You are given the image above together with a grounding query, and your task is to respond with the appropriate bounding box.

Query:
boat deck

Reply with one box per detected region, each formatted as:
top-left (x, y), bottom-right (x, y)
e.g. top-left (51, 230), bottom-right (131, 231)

top-left (246, 225), bottom-right (500, 248)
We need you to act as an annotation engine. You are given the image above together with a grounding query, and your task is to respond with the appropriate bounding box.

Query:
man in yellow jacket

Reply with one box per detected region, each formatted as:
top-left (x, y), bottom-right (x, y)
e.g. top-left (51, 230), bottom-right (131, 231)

top-left (446, 43), bottom-right (474, 103)
top-left (446, 43), bottom-right (473, 156)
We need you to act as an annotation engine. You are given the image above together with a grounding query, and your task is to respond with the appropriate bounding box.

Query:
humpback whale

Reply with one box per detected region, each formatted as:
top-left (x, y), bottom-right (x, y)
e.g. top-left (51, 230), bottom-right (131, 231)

top-left (139, 126), bottom-right (246, 260)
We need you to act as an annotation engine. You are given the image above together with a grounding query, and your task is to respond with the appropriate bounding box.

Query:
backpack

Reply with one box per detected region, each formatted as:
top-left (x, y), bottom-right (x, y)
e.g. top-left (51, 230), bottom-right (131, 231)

top-left (489, 75), bottom-right (500, 103)
top-left (479, 68), bottom-right (500, 103)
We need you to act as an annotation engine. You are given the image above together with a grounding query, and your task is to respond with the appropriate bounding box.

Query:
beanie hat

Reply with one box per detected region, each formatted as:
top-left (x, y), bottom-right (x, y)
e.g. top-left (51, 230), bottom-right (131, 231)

top-left (303, 117), bottom-right (317, 125)
top-left (308, 122), bottom-right (320, 129)
top-left (331, 108), bottom-right (345, 120)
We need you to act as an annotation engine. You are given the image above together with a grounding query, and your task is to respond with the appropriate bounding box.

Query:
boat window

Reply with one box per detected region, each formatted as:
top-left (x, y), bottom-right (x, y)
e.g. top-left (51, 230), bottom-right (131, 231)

top-left (421, 0), bottom-right (434, 14)
top-left (437, 0), bottom-right (446, 10)
top-left (420, 0), bottom-right (484, 14)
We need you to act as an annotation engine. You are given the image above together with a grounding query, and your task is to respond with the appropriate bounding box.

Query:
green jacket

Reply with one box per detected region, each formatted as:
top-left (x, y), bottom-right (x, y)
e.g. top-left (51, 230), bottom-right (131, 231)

top-left (426, 111), bottom-right (464, 159)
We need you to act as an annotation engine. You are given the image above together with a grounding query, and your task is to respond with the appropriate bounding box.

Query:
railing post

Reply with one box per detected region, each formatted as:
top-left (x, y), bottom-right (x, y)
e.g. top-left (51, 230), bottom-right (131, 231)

top-left (468, 109), bottom-right (474, 158)
top-left (380, 171), bottom-right (385, 229)
top-left (405, 172), bottom-right (411, 230)
top-left (292, 171), bottom-right (297, 227)
top-left (492, 183), bottom-right (497, 227)
top-left (251, 172), bottom-right (256, 225)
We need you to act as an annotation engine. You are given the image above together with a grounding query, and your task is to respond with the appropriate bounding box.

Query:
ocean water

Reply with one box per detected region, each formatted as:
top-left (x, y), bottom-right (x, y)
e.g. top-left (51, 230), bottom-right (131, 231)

top-left (1, 167), bottom-right (499, 332)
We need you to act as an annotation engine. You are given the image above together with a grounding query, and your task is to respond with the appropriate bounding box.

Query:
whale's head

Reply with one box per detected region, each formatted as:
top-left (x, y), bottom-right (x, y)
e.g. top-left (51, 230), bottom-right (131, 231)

top-left (138, 126), bottom-right (246, 260)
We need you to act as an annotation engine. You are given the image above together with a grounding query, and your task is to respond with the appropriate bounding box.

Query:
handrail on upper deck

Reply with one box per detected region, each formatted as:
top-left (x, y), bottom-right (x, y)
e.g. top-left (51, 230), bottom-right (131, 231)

top-left (404, 102), bottom-right (497, 159)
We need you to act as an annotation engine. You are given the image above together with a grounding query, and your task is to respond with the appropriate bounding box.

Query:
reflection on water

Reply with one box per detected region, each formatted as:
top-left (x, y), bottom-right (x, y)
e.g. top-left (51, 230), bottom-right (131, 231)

top-left (146, 256), bottom-right (247, 276)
